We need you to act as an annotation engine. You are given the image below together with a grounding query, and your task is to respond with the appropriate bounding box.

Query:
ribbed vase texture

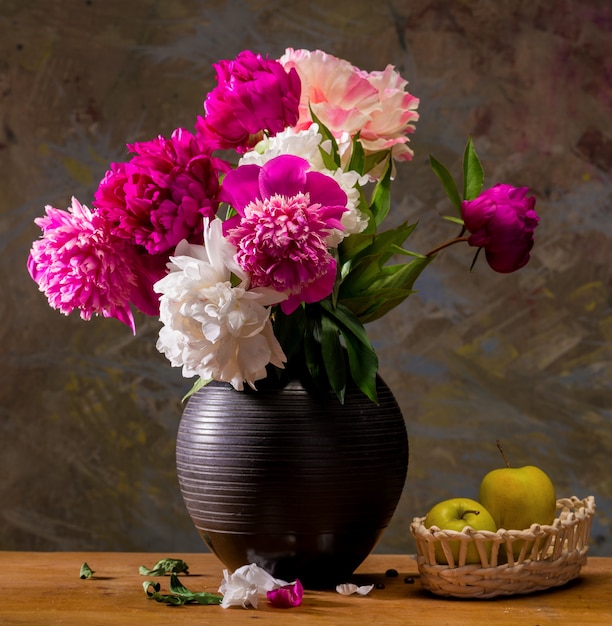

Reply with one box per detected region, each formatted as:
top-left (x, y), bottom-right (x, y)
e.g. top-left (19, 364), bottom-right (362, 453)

top-left (176, 376), bottom-right (408, 587)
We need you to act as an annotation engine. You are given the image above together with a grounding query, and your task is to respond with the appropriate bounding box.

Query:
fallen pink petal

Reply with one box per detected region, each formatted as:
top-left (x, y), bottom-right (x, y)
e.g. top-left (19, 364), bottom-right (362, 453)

top-left (266, 580), bottom-right (304, 608)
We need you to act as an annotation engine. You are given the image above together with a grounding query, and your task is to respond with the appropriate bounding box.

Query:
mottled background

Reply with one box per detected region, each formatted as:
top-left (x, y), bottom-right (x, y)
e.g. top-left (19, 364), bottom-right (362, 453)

top-left (1, 0), bottom-right (611, 556)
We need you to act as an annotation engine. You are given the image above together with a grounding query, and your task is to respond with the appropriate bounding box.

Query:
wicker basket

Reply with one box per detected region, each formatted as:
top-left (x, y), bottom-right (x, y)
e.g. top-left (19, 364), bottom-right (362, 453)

top-left (410, 495), bottom-right (596, 599)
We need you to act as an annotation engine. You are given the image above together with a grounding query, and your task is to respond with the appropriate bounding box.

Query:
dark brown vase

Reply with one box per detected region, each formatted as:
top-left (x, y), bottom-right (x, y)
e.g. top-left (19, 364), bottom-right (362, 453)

top-left (176, 375), bottom-right (408, 588)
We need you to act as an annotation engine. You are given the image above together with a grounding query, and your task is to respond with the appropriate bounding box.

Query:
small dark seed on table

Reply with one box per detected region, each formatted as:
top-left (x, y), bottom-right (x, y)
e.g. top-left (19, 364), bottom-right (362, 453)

top-left (404, 576), bottom-right (414, 584)
top-left (385, 568), bottom-right (398, 577)
top-left (375, 582), bottom-right (385, 589)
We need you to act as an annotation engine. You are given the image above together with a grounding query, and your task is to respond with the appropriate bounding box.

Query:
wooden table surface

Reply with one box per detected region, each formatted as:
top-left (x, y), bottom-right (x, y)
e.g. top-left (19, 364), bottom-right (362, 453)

top-left (0, 551), bottom-right (610, 625)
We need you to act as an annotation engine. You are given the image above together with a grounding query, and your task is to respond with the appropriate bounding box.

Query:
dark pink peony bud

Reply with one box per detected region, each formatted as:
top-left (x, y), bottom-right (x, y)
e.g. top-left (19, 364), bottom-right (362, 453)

top-left (461, 184), bottom-right (539, 273)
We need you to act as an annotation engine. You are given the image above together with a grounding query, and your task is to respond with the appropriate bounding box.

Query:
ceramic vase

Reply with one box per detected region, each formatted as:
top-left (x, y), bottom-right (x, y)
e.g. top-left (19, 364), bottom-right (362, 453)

top-left (176, 374), bottom-right (408, 588)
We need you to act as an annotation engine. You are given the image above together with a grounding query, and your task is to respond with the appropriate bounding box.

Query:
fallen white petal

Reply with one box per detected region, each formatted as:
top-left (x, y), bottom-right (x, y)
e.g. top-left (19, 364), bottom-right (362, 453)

top-left (336, 583), bottom-right (374, 596)
top-left (219, 563), bottom-right (294, 609)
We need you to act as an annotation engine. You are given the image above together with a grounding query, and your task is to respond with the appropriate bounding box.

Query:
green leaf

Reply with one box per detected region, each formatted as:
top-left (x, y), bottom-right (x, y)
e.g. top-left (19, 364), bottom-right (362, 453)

top-left (139, 558), bottom-right (190, 577)
top-left (363, 149), bottom-right (392, 175)
top-left (442, 215), bottom-right (465, 226)
top-left (79, 562), bottom-right (94, 579)
top-left (338, 231), bottom-right (375, 270)
top-left (320, 313), bottom-right (346, 403)
top-left (338, 289), bottom-right (411, 323)
top-left (342, 330), bottom-right (378, 404)
top-left (302, 310), bottom-right (327, 392)
top-left (143, 574), bottom-right (222, 606)
top-left (318, 144), bottom-right (341, 171)
top-left (319, 300), bottom-right (378, 402)
top-left (221, 202), bottom-right (238, 220)
top-left (347, 131), bottom-right (366, 174)
top-left (144, 580), bottom-right (185, 605)
top-left (338, 223), bottom-right (419, 298)
top-left (462, 137), bottom-right (484, 201)
top-left (341, 222), bottom-right (417, 280)
top-left (168, 574), bottom-right (222, 605)
top-left (273, 305), bottom-right (306, 364)
top-left (320, 301), bottom-right (371, 352)
top-left (368, 156), bottom-right (393, 227)
top-left (339, 254), bottom-right (434, 323)
top-left (309, 106), bottom-right (341, 168)
top-left (182, 378), bottom-right (211, 403)
top-left (429, 154), bottom-right (462, 212)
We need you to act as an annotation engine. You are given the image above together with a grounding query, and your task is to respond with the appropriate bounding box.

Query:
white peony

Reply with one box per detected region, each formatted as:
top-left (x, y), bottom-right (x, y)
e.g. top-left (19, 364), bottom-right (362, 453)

top-left (154, 219), bottom-right (286, 390)
top-left (241, 125), bottom-right (325, 168)
top-left (323, 167), bottom-right (369, 246)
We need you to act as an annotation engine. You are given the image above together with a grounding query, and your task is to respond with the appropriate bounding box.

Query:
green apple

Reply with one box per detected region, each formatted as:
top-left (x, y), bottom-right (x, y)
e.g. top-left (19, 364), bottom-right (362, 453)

top-left (423, 498), bottom-right (498, 565)
top-left (479, 442), bottom-right (557, 559)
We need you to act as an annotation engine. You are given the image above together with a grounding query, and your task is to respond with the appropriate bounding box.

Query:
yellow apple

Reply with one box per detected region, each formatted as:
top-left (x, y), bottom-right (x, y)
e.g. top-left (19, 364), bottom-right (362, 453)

top-left (423, 498), bottom-right (497, 565)
top-left (479, 442), bottom-right (557, 559)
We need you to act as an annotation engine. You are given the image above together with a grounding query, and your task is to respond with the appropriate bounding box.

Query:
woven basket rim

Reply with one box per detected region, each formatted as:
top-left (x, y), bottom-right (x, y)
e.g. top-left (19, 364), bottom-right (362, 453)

top-left (411, 495), bottom-right (595, 544)
top-left (409, 495), bottom-right (596, 598)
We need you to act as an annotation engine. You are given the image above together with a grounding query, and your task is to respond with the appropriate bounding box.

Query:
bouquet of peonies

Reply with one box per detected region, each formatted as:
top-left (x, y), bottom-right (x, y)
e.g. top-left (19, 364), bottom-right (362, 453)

top-left (28, 49), bottom-right (539, 403)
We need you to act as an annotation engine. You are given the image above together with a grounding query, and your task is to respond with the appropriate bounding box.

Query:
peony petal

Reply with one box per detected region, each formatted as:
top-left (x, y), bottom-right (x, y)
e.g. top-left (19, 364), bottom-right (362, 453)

top-left (258, 154), bottom-right (309, 199)
top-left (266, 580), bottom-right (304, 608)
top-left (219, 164), bottom-right (263, 213)
top-left (304, 170), bottom-right (348, 209)
top-left (336, 583), bottom-right (374, 596)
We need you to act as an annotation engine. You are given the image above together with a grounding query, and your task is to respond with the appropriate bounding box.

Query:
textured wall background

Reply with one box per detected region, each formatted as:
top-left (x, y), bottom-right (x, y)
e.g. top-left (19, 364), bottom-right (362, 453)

top-left (2, 0), bottom-right (611, 555)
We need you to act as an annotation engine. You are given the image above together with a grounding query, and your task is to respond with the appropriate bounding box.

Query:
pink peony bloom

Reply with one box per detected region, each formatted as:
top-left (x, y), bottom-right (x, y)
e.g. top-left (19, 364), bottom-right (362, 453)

top-left (461, 184), bottom-right (540, 273)
top-left (94, 128), bottom-right (228, 255)
top-left (220, 155), bottom-right (347, 314)
top-left (280, 48), bottom-right (419, 163)
top-left (266, 580), bottom-right (304, 608)
top-left (196, 50), bottom-right (301, 153)
top-left (27, 197), bottom-right (159, 333)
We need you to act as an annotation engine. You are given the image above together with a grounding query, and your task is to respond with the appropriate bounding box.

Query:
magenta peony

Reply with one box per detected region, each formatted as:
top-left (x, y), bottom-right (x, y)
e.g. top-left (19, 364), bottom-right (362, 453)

top-left (461, 184), bottom-right (539, 273)
top-left (94, 128), bottom-right (228, 255)
top-left (27, 197), bottom-right (159, 332)
top-left (221, 155), bottom-right (347, 314)
top-left (196, 50), bottom-right (301, 153)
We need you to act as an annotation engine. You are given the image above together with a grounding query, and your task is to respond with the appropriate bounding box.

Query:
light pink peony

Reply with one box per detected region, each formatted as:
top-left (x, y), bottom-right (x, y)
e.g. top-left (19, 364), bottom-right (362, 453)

top-left (94, 128), bottom-right (228, 255)
top-left (196, 50), bottom-right (301, 153)
top-left (220, 155), bottom-right (347, 314)
top-left (27, 197), bottom-right (159, 332)
top-left (280, 48), bottom-right (419, 163)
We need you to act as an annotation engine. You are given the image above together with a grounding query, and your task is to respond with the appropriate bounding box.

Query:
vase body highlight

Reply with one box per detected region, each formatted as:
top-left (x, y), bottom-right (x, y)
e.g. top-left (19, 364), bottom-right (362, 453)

top-left (176, 376), bottom-right (408, 588)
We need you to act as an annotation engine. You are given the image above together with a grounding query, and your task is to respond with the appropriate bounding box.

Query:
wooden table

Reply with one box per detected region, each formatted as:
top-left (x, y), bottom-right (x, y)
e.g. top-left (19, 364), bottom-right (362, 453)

top-left (0, 552), bottom-right (610, 625)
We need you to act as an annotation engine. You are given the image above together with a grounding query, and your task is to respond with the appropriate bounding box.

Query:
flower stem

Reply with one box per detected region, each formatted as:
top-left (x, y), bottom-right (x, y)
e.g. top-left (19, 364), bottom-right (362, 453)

top-left (425, 235), bottom-right (470, 257)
